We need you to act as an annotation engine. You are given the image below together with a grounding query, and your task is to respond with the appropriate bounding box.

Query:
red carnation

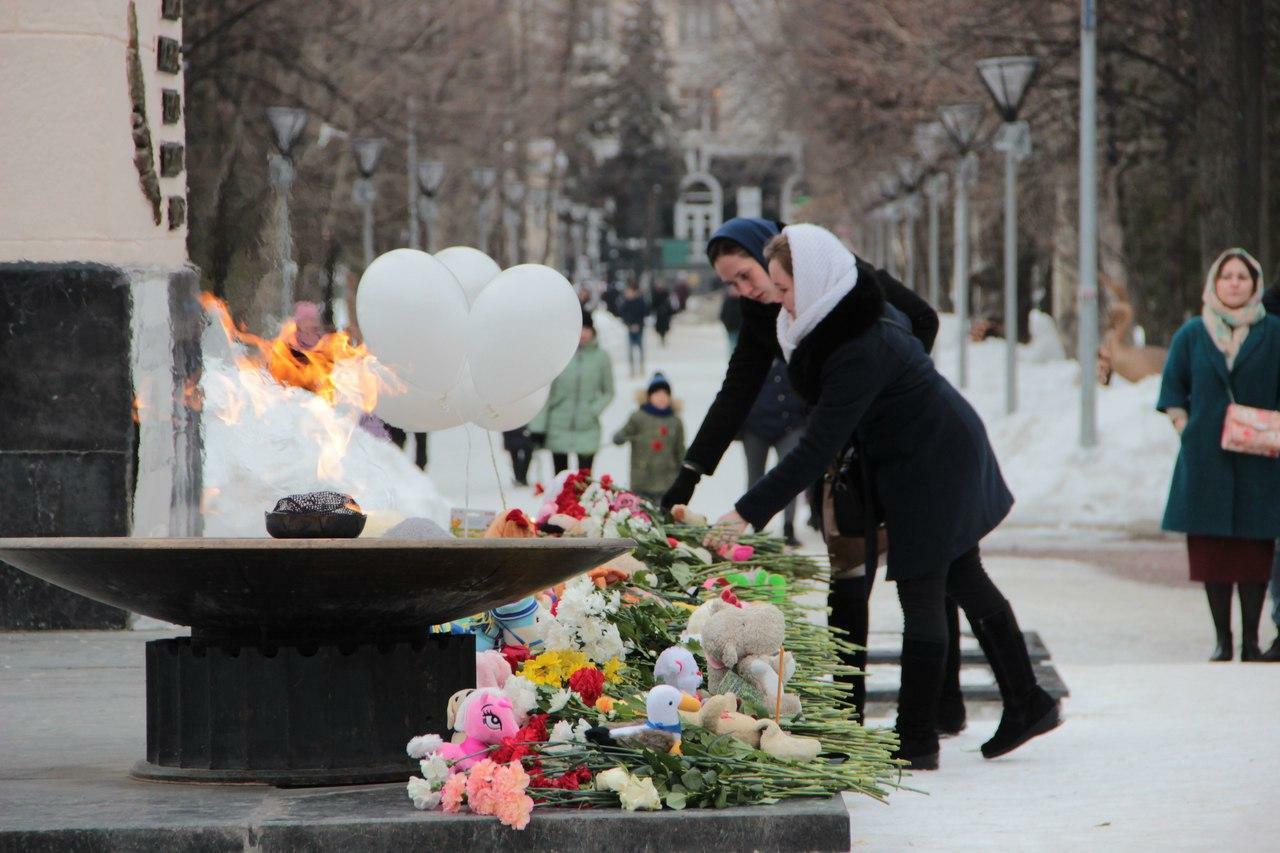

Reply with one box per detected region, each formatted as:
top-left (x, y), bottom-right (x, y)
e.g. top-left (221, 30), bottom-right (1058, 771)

top-left (500, 643), bottom-right (531, 671)
top-left (659, 426), bottom-right (669, 436)
top-left (600, 474), bottom-right (614, 489)
top-left (567, 666), bottom-right (605, 706)
top-left (651, 439), bottom-right (664, 451)
top-left (666, 536), bottom-right (679, 548)
top-left (505, 508), bottom-right (531, 529)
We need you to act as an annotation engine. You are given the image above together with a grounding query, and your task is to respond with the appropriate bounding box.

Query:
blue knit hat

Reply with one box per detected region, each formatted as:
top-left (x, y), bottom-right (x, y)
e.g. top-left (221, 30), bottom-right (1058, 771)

top-left (647, 372), bottom-right (671, 396)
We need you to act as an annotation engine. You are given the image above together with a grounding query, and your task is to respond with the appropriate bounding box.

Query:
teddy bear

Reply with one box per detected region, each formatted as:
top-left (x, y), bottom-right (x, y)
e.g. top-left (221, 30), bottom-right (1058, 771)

top-left (699, 597), bottom-right (800, 717)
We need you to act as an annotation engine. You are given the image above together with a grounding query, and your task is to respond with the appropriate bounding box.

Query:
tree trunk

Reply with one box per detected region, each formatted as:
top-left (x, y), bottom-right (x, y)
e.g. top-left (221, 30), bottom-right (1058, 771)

top-left (1051, 168), bottom-right (1078, 357)
top-left (1193, 0), bottom-right (1267, 269)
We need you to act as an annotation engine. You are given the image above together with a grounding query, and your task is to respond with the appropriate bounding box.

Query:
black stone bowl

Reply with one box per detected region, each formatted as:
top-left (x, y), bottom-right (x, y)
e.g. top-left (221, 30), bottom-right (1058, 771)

top-left (265, 511), bottom-right (367, 539)
top-left (0, 537), bottom-right (634, 643)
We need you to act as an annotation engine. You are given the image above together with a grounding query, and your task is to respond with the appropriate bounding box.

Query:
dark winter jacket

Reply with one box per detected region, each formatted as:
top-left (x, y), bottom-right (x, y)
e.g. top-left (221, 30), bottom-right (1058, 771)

top-left (734, 280), bottom-right (1012, 581)
top-left (1156, 315), bottom-right (1280, 538)
top-left (653, 287), bottom-right (677, 335)
top-left (741, 359), bottom-right (807, 444)
top-left (719, 291), bottom-right (744, 333)
top-left (619, 294), bottom-right (648, 331)
top-left (612, 405), bottom-right (686, 498)
top-left (684, 258), bottom-right (939, 475)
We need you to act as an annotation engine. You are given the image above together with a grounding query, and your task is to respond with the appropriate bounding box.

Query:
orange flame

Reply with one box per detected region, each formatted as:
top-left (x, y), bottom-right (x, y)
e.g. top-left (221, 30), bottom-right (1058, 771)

top-left (198, 293), bottom-right (382, 412)
top-left (199, 294), bottom-right (400, 483)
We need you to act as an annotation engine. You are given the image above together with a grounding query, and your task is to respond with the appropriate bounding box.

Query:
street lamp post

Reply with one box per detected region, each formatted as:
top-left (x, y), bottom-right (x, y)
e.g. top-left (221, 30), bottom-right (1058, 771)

top-left (415, 160), bottom-right (446, 252)
top-left (977, 54), bottom-right (1039, 414)
top-left (472, 167), bottom-right (497, 255)
top-left (914, 122), bottom-right (949, 309)
top-left (1078, 0), bottom-right (1099, 448)
top-left (939, 103), bottom-right (983, 389)
top-left (351, 137), bottom-right (386, 269)
top-left (503, 179), bottom-right (526, 266)
top-left (895, 158), bottom-right (923, 291)
top-left (265, 106), bottom-right (308, 316)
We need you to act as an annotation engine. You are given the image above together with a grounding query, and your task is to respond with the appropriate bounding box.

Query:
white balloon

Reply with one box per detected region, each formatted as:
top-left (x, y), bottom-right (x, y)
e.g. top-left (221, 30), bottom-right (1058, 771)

top-left (370, 362), bottom-right (465, 432)
top-left (435, 246), bottom-right (502, 307)
top-left (467, 264), bottom-right (582, 406)
top-left (440, 363), bottom-right (486, 425)
top-left (356, 249), bottom-right (468, 395)
top-left (469, 385), bottom-right (550, 432)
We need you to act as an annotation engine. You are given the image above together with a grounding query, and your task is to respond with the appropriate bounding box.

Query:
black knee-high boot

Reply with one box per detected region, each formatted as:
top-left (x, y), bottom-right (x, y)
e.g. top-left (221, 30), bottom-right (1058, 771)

top-left (970, 606), bottom-right (1061, 759)
top-left (1205, 582), bottom-right (1233, 661)
top-left (829, 576), bottom-right (870, 721)
top-left (893, 638), bottom-right (945, 770)
top-left (937, 597), bottom-right (967, 735)
top-left (1239, 582), bottom-right (1266, 661)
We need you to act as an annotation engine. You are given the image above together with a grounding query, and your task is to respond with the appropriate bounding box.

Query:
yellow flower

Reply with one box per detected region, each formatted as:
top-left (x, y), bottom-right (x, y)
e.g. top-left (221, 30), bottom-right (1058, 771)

top-left (602, 657), bottom-right (624, 683)
top-left (521, 651), bottom-right (564, 686)
top-left (554, 650), bottom-right (590, 681)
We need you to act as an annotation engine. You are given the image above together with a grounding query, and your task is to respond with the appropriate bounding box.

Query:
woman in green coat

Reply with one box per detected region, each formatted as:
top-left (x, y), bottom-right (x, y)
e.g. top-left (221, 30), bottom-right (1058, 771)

top-left (530, 313), bottom-right (615, 474)
top-left (1157, 248), bottom-right (1280, 662)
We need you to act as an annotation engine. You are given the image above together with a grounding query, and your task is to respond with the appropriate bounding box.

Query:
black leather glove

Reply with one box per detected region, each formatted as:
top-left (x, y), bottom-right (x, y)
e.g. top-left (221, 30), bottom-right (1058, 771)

top-left (660, 466), bottom-right (701, 509)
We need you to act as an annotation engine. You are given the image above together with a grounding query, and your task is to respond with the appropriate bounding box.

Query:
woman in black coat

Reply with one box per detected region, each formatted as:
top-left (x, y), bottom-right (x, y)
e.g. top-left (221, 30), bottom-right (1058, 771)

top-left (707, 224), bottom-right (1061, 769)
top-left (661, 217), bottom-right (966, 730)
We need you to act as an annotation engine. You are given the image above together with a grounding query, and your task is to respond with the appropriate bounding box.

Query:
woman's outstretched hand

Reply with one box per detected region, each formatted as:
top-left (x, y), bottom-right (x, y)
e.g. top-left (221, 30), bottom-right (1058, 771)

top-left (703, 510), bottom-right (749, 553)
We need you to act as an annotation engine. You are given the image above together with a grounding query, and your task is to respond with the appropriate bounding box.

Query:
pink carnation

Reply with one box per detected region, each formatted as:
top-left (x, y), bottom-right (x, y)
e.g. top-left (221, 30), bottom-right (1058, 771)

top-left (609, 491), bottom-right (642, 512)
top-left (729, 544), bottom-right (755, 562)
top-left (494, 790), bottom-right (534, 830)
top-left (466, 759), bottom-right (499, 815)
top-left (441, 773), bottom-right (466, 813)
top-left (491, 761), bottom-right (531, 796)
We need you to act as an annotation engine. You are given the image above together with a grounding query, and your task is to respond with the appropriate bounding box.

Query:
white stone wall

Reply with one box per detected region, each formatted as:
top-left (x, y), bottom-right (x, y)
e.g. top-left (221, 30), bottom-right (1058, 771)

top-left (0, 0), bottom-right (188, 265)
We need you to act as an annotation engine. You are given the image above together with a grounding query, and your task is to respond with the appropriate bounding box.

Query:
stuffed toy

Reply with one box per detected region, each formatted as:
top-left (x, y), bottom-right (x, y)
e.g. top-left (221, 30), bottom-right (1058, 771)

top-left (756, 720), bottom-right (821, 761)
top-left (700, 598), bottom-right (800, 717)
top-left (654, 646), bottom-right (703, 698)
top-left (585, 685), bottom-right (700, 754)
top-left (408, 688), bottom-right (518, 773)
top-left (476, 650), bottom-right (512, 689)
top-left (697, 693), bottom-right (763, 747)
top-left (484, 508), bottom-right (537, 538)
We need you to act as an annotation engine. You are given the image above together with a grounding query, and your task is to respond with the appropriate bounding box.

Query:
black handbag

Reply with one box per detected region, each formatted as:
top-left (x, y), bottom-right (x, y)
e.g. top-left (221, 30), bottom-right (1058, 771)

top-left (827, 440), bottom-right (884, 541)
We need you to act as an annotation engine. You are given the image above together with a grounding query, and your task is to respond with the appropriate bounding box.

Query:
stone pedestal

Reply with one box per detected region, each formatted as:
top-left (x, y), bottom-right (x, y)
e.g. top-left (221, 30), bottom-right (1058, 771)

top-left (0, 264), bottom-right (203, 628)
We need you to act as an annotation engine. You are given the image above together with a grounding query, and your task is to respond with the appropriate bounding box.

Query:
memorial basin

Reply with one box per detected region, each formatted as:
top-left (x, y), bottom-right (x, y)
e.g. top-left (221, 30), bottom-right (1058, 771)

top-left (0, 536), bottom-right (634, 787)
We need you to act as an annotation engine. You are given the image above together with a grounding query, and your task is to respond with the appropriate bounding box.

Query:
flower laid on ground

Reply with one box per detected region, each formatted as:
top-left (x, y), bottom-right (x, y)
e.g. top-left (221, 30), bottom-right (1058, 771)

top-left (567, 666), bottom-right (605, 706)
top-left (440, 773), bottom-right (466, 811)
top-left (540, 576), bottom-right (626, 664)
top-left (407, 775), bottom-right (441, 810)
top-left (595, 766), bottom-right (662, 811)
top-left (436, 758), bottom-right (534, 829)
top-left (547, 688), bottom-right (573, 713)
top-left (594, 695), bottom-right (615, 714)
top-left (602, 657), bottom-right (624, 683)
top-left (520, 649), bottom-right (592, 687)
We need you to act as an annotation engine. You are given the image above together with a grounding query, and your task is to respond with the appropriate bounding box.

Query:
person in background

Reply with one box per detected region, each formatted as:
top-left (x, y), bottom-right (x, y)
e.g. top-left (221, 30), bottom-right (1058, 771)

top-left (502, 426), bottom-right (536, 487)
top-left (529, 312), bottom-right (615, 474)
top-left (652, 281), bottom-right (678, 347)
top-left (612, 372), bottom-right (686, 504)
top-left (1257, 276), bottom-right (1280, 660)
top-left (619, 282), bottom-right (649, 377)
top-left (1158, 248), bottom-right (1280, 662)
top-left (740, 358), bottom-right (807, 546)
top-left (720, 279), bottom-right (744, 354)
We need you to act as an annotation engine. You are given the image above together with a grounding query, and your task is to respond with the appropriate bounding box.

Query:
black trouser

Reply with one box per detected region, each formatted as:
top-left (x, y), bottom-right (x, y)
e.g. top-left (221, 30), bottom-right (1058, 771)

top-left (897, 547), bottom-right (1008, 644)
top-left (552, 452), bottom-right (594, 474)
top-left (509, 446), bottom-right (533, 485)
top-left (387, 427), bottom-right (428, 471)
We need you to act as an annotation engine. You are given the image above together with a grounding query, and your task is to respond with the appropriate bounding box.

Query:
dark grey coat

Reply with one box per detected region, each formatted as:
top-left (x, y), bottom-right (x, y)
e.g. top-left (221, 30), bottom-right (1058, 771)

top-left (735, 281), bottom-right (1013, 580)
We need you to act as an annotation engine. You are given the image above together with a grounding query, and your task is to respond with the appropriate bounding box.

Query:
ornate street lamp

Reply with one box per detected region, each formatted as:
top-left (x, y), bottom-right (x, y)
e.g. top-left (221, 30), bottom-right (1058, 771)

top-left (915, 122), bottom-right (950, 310)
top-left (977, 55), bottom-right (1039, 414)
top-left (894, 157), bottom-right (924, 292)
top-left (938, 103), bottom-right (984, 388)
top-left (472, 167), bottom-right (498, 254)
top-left (265, 106), bottom-right (308, 316)
top-left (351, 137), bottom-right (386, 268)
top-left (415, 160), bottom-right (447, 252)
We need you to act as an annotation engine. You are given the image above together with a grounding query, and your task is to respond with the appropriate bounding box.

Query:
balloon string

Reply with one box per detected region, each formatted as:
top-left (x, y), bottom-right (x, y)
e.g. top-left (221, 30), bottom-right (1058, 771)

top-left (464, 423), bottom-right (472, 514)
top-left (486, 429), bottom-right (507, 511)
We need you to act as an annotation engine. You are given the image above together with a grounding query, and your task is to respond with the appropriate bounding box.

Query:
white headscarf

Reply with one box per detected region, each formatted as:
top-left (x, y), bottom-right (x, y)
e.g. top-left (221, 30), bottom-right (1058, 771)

top-left (775, 224), bottom-right (860, 361)
top-left (1200, 247), bottom-right (1265, 371)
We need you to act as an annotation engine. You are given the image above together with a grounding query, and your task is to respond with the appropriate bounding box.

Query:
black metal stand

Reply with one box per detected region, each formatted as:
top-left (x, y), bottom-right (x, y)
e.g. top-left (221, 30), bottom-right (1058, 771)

top-left (134, 633), bottom-right (474, 787)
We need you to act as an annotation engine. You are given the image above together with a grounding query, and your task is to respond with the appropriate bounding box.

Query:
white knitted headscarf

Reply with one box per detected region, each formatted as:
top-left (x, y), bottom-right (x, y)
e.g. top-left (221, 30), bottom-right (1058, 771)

top-left (776, 224), bottom-right (860, 361)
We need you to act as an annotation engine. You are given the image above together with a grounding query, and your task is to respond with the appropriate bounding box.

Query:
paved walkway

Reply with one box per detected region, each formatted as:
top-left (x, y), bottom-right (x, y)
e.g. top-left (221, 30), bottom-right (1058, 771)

top-left (850, 543), bottom-right (1280, 851)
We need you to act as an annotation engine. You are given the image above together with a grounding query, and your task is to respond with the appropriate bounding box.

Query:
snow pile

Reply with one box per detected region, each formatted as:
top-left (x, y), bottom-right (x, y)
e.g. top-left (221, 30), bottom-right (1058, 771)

top-left (199, 339), bottom-right (450, 537)
top-left (931, 314), bottom-right (1177, 533)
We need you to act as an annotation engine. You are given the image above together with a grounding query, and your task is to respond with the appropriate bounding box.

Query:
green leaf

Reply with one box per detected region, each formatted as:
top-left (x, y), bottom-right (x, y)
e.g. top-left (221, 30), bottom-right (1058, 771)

top-left (664, 790), bottom-right (688, 810)
top-left (668, 562), bottom-right (694, 588)
top-left (680, 769), bottom-right (703, 792)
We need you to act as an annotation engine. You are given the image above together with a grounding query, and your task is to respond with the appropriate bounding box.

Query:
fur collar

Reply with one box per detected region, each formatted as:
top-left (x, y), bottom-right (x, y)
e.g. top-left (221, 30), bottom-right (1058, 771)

top-left (785, 259), bottom-right (886, 404)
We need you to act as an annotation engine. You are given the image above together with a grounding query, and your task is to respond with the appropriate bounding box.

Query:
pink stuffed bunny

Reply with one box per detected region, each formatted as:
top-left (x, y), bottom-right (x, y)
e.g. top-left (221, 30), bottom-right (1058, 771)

top-left (434, 689), bottom-right (517, 772)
